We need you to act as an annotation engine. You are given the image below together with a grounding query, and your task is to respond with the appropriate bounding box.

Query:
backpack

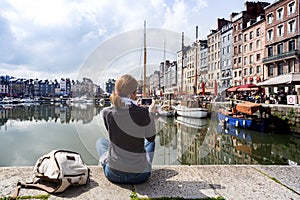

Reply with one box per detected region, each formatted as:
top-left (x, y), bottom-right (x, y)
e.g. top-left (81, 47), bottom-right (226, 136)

top-left (11, 150), bottom-right (90, 199)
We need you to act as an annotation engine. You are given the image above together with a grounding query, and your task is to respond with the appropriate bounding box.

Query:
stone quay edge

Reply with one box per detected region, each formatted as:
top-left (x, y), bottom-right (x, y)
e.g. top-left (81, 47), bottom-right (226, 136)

top-left (0, 165), bottom-right (299, 200)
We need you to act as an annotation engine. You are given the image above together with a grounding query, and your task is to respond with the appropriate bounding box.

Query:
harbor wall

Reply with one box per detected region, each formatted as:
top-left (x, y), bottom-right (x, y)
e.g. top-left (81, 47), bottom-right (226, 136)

top-left (210, 101), bottom-right (300, 134)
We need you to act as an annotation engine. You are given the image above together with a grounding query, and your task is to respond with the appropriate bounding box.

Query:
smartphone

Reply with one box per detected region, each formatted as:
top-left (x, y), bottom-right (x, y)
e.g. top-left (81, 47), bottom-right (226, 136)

top-left (141, 98), bottom-right (152, 106)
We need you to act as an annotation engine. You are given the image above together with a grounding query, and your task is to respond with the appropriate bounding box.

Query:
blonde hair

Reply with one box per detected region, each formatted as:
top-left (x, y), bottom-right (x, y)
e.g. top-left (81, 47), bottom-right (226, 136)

top-left (110, 74), bottom-right (138, 108)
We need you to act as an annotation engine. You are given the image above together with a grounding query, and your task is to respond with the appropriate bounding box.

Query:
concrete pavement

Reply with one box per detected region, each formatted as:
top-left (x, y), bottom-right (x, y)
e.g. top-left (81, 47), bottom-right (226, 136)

top-left (0, 165), bottom-right (299, 200)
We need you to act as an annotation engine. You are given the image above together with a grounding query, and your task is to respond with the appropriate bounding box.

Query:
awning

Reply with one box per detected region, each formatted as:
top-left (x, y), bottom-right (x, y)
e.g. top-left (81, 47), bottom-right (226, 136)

top-left (236, 102), bottom-right (261, 115)
top-left (227, 86), bottom-right (239, 92)
top-left (226, 84), bottom-right (260, 92)
top-left (257, 73), bottom-right (300, 86)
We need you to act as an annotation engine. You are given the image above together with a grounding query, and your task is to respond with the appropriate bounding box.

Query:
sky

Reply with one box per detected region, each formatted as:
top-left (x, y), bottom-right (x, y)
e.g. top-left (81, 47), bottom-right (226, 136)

top-left (0, 0), bottom-right (275, 86)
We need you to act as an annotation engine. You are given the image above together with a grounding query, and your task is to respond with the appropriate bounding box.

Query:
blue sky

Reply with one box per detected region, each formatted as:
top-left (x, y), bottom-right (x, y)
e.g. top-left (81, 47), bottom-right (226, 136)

top-left (0, 0), bottom-right (274, 85)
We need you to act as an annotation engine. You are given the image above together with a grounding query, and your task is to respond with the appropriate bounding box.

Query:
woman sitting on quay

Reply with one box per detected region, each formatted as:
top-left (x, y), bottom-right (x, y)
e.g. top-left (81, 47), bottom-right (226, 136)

top-left (96, 74), bottom-right (156, 184)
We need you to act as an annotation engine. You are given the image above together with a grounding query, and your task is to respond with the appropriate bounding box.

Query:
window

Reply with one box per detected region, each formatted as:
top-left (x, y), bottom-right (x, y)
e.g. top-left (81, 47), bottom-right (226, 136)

top-left (244, 68), bottom-right (247, 76)
top-left (250, 67), bottom-right (254, 74)
top-left (239, 23), bottom-right (242, 29)
top-left (249, 43), bottom-right (253, 51)
top-left (288, 2), bottom-right (295, 15)
top-left (288, 20), bottom-right (296, 33)
top-left (268, 46), bottom-right (273, 57)
top-left (256, 28), bottom-right (261, 36)
top-left (234, 36), bottom-right (237, 42)
top-left (234, 58), bottom-right (237, 64)
top-left (239, 45), bottom-right (242, 53)
top-left (227, 59), bottom-right (231, 66)
top-left (267, 29), bottom-right (273, 40)
top-left (277, 25), bottom-right (284, 37)
top-left (256, 40), bottom-right (261, 48)
top-left (244, 34), bottom-right (247, 42)
top-left (227, 46), bottom-right (230, 53)
top-left (277, 43), bottom-right (283, 54)
top-left (267, 13), bottom-right (273, 24)
top-left (288, 60), bottom-right (295, 73)
top-left (277, 8), bottom-right (284, 20)
top-left (234, 25), bottom-right (237, 32)
top-left (227, 33), bottom-right (231, 41)
top-left (250, 55), bottom-right (254, 64)
top-left (238, 57), bottom-right (241, 63)
top-left (239, 34), bottom-right (242, 41)
top-left (268, 64), bottom-right (274, 76)
top-left (256, 65), bottom-right (261, 73)
top-left (289, 40), bottom-right (295, 51)
top-left (244, 45), bottom-right (248, 53)
top-left (278, 62), bottom-right (284, 75)
top-left (223, 36), bottom-right (226, 42)
top-left (234, 46), bottom-right (237, 55)
top-left (234, 71), bottom-right (237, 78)
top-left (250, 31), bottom-right (254, 39)
top-left (244, 56), bottom-right (248, 65)
top-left (256, 53), bottom-right (261, 61)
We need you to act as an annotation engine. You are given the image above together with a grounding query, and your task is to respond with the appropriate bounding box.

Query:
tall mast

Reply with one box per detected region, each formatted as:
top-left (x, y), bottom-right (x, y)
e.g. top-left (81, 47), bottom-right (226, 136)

top-left (194, 26), bottom-right (198, 95)
top-left (181, 32), bottom-right (184, 95)
top-left (163, 39), bottom-right (166, 94)
top-left (143, 20), bottom-right (147, 97)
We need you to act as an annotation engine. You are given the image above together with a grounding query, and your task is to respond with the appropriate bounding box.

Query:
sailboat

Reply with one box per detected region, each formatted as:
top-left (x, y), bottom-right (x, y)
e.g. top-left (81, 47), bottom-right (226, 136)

top-left (173, 30), bottom-right (208, 119)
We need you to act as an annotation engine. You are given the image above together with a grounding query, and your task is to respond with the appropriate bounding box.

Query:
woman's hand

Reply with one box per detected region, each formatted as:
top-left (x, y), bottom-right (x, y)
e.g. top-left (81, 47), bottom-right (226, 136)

top-left (148, 98), bottom-right (156, 113)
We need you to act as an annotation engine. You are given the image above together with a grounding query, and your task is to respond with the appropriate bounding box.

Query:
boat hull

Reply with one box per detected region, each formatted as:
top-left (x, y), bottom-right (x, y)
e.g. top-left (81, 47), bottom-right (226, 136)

top-left (158, 110), bottom-right (174, 117)
top-left (217, 111), bottom-right (268, 132)
top-left (157, 105), bottom-right (175, 117)
top-left (174, 106), bottom-right (208, 118)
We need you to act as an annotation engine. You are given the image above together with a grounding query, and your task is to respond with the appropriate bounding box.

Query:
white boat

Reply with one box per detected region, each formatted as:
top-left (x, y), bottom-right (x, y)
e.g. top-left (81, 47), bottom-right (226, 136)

top-left (174, 105), bottom-right (208, 118)
top-left (175, 116), bottom-right (208, 128)
top-left (157, 104), bottom-right (174, 117)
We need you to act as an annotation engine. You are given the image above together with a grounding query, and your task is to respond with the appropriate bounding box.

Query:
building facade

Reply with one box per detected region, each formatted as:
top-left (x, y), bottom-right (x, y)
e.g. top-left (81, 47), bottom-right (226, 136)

top-left (242, 15), bottom-right (266, 85)
top-left (263, 0), bottom-right (299, 93)
top-left (220, 21), bottom-right (233, 92)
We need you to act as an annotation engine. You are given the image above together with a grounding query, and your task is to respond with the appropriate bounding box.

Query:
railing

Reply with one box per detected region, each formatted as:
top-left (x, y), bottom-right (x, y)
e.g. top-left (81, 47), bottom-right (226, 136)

top-left (263, 50), bottom-right (298, 63)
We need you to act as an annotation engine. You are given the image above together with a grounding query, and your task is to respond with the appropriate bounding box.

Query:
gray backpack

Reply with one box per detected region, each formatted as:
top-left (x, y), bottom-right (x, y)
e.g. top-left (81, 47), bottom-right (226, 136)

top-left (11, 150), bottom-right (90, 199)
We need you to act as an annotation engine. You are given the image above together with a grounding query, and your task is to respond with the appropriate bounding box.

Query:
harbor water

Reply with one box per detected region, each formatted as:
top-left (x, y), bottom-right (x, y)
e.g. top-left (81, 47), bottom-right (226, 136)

top-left (0, 103), bottom-right (299, 167)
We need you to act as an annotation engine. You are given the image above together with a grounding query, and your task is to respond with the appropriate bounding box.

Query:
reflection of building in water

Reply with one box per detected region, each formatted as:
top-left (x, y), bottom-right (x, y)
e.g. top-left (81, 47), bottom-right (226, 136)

top-left (268, 137), bottom-right (300, 165)
top-left (70, 104), bottom-right (97, 124)
top-left (155, 117), bottom-right (178, 165)
top-left (0, 108), bottom-right (9, 128)
top-left (156, 117), bottom-right (177, 147)
top-left (176, 121), bottom-right (208, 165)
top-left (176, 117), bottom-right (300, 165)
top-left (0, 104), bottom-right (99, 129)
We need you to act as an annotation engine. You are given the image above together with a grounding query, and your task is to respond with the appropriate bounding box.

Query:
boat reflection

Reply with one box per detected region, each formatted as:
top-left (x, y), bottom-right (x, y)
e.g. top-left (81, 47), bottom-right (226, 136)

top-left (175, 116), bottom-right (208, 129)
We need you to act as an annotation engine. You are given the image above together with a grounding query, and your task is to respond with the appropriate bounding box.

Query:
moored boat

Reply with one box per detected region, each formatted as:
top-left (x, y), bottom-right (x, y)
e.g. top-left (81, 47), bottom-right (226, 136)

top-left (157, 104), bottom-right (174, 117)
top-left (217, 102), bottom-right (270, 132)
top-left (173, 96), bottom-right (209, 118)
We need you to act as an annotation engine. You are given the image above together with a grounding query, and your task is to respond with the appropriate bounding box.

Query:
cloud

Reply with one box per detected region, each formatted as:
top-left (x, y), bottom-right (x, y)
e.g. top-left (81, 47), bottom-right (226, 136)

top-left (0, 0), bottom-right (273, 85)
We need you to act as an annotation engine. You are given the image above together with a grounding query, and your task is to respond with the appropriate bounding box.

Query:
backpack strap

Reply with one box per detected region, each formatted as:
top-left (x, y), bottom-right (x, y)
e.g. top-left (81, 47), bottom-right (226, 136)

top-left (10, 179), bottom-right (68, 199)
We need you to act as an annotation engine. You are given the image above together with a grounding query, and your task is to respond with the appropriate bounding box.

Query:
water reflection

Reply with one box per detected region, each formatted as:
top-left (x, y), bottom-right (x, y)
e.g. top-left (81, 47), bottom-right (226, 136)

top-left (0, 104), bottom-right (299, 166)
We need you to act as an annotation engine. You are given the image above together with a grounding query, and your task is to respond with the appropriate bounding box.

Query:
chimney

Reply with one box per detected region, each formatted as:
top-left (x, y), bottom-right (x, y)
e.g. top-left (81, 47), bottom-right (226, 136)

top-left (196, 26), bottom-right (198, 41)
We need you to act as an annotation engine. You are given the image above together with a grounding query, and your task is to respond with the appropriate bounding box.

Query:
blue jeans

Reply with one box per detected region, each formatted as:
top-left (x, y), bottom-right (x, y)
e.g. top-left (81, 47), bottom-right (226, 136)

top-left (96, 138), bottom-right (155, 184)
